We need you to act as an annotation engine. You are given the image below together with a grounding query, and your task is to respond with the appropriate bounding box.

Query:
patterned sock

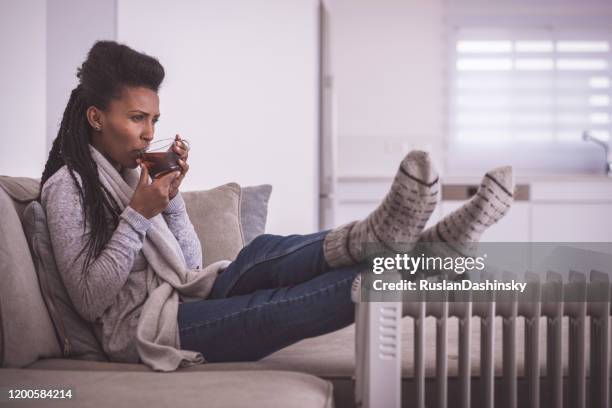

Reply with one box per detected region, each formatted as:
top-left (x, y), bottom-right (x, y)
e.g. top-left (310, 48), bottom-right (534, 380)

top-left (418, 165), bottom-right (515, 259)
top-left (323, 150), bottom-right (439, 268)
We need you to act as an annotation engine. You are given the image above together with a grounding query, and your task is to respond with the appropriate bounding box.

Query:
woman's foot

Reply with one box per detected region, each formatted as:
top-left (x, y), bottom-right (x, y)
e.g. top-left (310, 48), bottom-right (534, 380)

top-left (418, 165), bottom-right (514, 258)
top-left (323, 150), bottom-right (439, 268)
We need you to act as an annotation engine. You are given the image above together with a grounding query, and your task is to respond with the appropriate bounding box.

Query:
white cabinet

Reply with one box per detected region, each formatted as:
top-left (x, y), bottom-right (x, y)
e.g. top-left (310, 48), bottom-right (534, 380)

top-left (530, 179), bottom-right (612, 242)
top-left (531, 204), bottom-right (612, 242)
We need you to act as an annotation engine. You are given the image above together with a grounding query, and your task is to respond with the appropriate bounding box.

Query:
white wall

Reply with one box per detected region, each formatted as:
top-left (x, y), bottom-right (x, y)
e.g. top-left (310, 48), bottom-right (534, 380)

top-left (0, 0), bottom-right (46, 178)
top-left (0, 0), bottom-right (115, 178)
top-left (330, 0), bottom-right (446, 178)
top-left (46, 0), bottom-right (116, 150)
top-left (117, 0), bottom-right (320, 235)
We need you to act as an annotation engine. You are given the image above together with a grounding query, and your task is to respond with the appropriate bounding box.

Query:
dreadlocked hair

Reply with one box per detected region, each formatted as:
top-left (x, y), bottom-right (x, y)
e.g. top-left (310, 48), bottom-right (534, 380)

top-left (38, 40), bottom-right (165, 276)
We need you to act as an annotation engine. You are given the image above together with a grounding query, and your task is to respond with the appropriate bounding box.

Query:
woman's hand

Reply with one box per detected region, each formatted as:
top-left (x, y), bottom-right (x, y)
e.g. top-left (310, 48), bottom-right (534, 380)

top-left (168, 134), bottom-right (190, 200)
top-left (129, 162), bottom-right (180, 219)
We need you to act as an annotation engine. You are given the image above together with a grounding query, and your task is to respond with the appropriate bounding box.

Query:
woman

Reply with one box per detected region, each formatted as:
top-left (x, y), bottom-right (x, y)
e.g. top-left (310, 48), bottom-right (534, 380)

top-left (39, 41), bottom-right (514, 371)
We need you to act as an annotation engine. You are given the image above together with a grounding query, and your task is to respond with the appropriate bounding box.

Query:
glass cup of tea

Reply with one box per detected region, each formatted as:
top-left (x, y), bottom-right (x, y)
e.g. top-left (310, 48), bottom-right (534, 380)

top-left (138, 138), bottom-right (190, 179)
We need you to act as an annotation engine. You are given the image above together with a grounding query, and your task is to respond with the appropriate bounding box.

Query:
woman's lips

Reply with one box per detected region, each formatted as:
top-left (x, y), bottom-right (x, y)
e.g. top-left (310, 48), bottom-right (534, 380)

top-left (133, 146), bottom-right (150, 155)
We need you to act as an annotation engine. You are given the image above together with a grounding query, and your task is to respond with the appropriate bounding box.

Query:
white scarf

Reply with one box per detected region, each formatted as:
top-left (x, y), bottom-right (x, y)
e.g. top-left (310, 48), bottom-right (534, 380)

top-left (89, 144), bottom-right (230, 372)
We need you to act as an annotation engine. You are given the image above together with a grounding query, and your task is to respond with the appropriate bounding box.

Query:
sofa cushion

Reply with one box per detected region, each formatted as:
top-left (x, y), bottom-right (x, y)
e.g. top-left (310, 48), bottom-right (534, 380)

top-left (183, 183), bottom-right (272, 266)
top-left (0, 368), bottom-right (334, 408)
top-left (240, 184), bottom-right (272, 244)
top-left (0, 175), bottom-right (39, 218)
top-left (182, 183), bottom-right (243, 267)
top-left (0, 187), bottom-right (60, 367)
top-left (22, 201), bottom-right (107, 361)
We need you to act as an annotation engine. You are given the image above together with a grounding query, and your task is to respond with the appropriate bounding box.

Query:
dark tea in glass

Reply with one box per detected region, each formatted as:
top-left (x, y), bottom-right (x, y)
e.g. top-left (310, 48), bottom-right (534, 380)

top-left (138, 138), bottom-right (190, 179)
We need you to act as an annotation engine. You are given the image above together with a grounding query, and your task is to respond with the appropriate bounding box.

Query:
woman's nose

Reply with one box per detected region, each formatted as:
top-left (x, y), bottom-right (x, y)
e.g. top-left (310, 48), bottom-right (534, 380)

top-left (143, 122), bottom-right (154, 140)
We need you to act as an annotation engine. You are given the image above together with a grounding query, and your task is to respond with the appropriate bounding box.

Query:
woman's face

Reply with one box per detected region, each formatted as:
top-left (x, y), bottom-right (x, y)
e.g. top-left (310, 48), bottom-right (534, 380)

top-left (88, 86), bottom-right (160, 170)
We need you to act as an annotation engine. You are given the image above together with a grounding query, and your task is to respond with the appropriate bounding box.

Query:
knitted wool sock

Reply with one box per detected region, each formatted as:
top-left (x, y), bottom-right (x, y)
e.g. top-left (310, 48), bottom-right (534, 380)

top-left (418, 165), bottom-right (514, 260)
top-left (324, 150), bottom-right (439, 268)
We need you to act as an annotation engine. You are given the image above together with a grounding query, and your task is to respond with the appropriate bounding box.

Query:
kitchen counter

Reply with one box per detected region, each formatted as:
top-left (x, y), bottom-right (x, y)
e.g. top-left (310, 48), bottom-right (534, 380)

top-left (336, 174), bottom-right (612, 202)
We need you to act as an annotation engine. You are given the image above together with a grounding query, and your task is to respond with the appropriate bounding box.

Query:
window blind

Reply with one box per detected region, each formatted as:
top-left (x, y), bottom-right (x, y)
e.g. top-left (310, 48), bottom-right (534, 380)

top-left (450, 29), bottom-right (612, 146)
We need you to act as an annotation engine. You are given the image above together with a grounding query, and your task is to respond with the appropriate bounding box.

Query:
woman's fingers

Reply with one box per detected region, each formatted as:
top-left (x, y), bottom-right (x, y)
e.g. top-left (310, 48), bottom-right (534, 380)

top-left (173, 134), bottom-right (189, 159)
top-left (169, 135), bottom-right (188, 194)
top-left (173, 141), bottom-right (187, 152)
top-left (138, 159), bottom-right (150, 186)
top-left (171, 158), bottom-right (189, 178)
top-left (179, 159), bottom-right (189, 174)
top-left (158, 170), bottom-right (181, 192)
top-left (173, 142), bottom-right (188, 159)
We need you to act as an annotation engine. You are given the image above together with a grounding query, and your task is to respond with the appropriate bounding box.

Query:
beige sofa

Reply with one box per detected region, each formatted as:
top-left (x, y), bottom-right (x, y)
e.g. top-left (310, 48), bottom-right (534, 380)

top-left (0, 175), bottom-right (339, 408)
top-left (0, 175), bottom-right (563, 408)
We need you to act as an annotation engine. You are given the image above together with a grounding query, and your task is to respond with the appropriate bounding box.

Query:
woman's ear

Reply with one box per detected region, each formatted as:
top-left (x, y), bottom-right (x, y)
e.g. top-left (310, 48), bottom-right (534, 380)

top-left (86, 106), bottom-right (104, 131)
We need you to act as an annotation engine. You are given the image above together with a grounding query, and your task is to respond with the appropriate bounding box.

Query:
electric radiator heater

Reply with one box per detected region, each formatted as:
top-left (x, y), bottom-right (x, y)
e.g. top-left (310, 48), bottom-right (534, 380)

top-left (353, 269), bottom-right (611, 408)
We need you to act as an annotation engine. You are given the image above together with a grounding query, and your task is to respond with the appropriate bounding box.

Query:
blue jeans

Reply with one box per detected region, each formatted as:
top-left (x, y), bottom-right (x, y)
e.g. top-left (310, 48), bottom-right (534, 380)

top-left (177, 230), bottom-right (361, 362)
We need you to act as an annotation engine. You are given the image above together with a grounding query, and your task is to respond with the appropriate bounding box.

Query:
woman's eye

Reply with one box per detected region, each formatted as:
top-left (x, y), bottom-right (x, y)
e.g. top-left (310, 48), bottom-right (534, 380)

top-left (131, 115), bottom-right (144, 122)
